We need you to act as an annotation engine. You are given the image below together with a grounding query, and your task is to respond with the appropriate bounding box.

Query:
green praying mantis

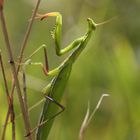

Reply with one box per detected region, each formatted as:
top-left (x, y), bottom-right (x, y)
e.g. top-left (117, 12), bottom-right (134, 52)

top-left (22, 12), bottom-right (111, 140)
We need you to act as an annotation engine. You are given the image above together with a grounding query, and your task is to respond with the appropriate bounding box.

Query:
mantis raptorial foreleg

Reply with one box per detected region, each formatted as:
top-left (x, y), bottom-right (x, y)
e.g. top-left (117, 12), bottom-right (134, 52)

top-left (23, 44), bottom-right (62, 77)
top-left (23, 44), bottom-right (49, 75)
top-left (23, 12), bottom-right (95, 78)
top-left (36, 12), bottom-right (87, 56)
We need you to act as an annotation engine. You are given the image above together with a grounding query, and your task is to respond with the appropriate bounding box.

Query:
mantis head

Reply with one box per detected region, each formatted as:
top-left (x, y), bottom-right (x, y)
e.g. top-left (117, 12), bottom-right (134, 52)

top-left (87, 18), bottom-right (96, 31)
top-left (87, 16), bottom-right (116, 32)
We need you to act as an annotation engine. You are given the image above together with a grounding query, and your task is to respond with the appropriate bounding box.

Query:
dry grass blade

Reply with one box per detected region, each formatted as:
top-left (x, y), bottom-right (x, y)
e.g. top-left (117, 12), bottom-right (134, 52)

top-left (79, 94), bottom-right (109, 140)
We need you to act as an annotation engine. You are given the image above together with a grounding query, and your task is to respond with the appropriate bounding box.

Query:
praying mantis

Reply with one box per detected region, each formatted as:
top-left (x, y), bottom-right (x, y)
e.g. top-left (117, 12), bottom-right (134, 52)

top-left (23, 12), bottom-right (108, 140)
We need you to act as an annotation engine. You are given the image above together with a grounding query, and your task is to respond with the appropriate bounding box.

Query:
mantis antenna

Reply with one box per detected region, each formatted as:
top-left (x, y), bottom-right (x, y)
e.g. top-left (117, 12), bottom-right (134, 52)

top-left (95, 16), bottom-right (117, 27)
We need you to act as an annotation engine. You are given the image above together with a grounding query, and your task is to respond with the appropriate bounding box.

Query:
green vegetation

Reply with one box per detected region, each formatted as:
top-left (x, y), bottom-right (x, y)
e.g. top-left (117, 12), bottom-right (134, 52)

top-left (0, 0), bottom-right (140, 140)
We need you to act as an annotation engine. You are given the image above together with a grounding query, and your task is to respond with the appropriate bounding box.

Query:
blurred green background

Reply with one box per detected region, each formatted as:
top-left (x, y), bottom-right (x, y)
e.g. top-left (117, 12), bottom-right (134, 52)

top-left (0, 0), bottom-right (140, 139)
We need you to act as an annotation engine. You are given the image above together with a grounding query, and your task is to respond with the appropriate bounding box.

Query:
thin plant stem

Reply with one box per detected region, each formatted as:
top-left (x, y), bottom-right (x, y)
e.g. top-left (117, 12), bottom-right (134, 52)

top-left (1, 109), bottom-right (10, 140)
top-left (11, 0), bottom-right (42, 104)
top-left (11, 104), bottom-right (16, 140)
top-left (22, 66), bottom-right (30, 120)
top-left (0, 8), bottom-right (32, 140)
top-left (1, 0), bottom-right (42, 138)
top-left (16, 98), bottom-right (45, 121)
top-left (6, 0), bottom-right (41, 128)
top-left (0, 52), bottom-right (15, 140)
top-left (19, 0), bottom-right (42, 64)
top-left (0, 52), bottom-right (10, 99)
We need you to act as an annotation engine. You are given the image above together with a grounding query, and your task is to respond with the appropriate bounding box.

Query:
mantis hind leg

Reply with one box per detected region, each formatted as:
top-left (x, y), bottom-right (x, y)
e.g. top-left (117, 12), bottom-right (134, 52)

top-left (22, 43), bottom-right (70, 77)
top-left (23, 44), bottom-right (49, 74)
top-left (40, 95), bottom-right (65, 126)
top-left (20, 44), bottom-right (60, 77)
top-left (25, 95), bottom-right (65, 137)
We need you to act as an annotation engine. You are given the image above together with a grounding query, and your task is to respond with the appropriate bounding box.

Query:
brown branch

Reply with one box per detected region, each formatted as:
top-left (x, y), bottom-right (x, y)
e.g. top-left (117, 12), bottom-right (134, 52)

top-left (0, 0), bottom-right (42, 138)
top-left (1, 108), bottom-right (10, 140)
top-left (11, 103), bottom-right (16, 140)
top-left (0, 52), bottom-right (10, 100)
top-left (18, 0), bottom-right (42, 64)
top-left (0, 8), bottom-right (32, 140)
top-left (22, 66), bottom-right (30, 121)
top-left (0, 52), bottom-right (15, 140)
top-left (0, 0), bottom-right (4, 9)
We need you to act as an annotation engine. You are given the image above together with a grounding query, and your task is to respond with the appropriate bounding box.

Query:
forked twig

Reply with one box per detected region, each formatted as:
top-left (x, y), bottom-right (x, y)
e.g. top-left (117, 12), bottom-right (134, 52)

top-left (79, 94), bottom-right (109, 140)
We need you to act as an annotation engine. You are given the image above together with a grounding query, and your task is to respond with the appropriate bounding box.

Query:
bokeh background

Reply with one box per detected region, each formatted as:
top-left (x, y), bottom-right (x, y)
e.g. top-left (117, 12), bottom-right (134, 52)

top-left (0, 0), bottom-right (140, 139)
